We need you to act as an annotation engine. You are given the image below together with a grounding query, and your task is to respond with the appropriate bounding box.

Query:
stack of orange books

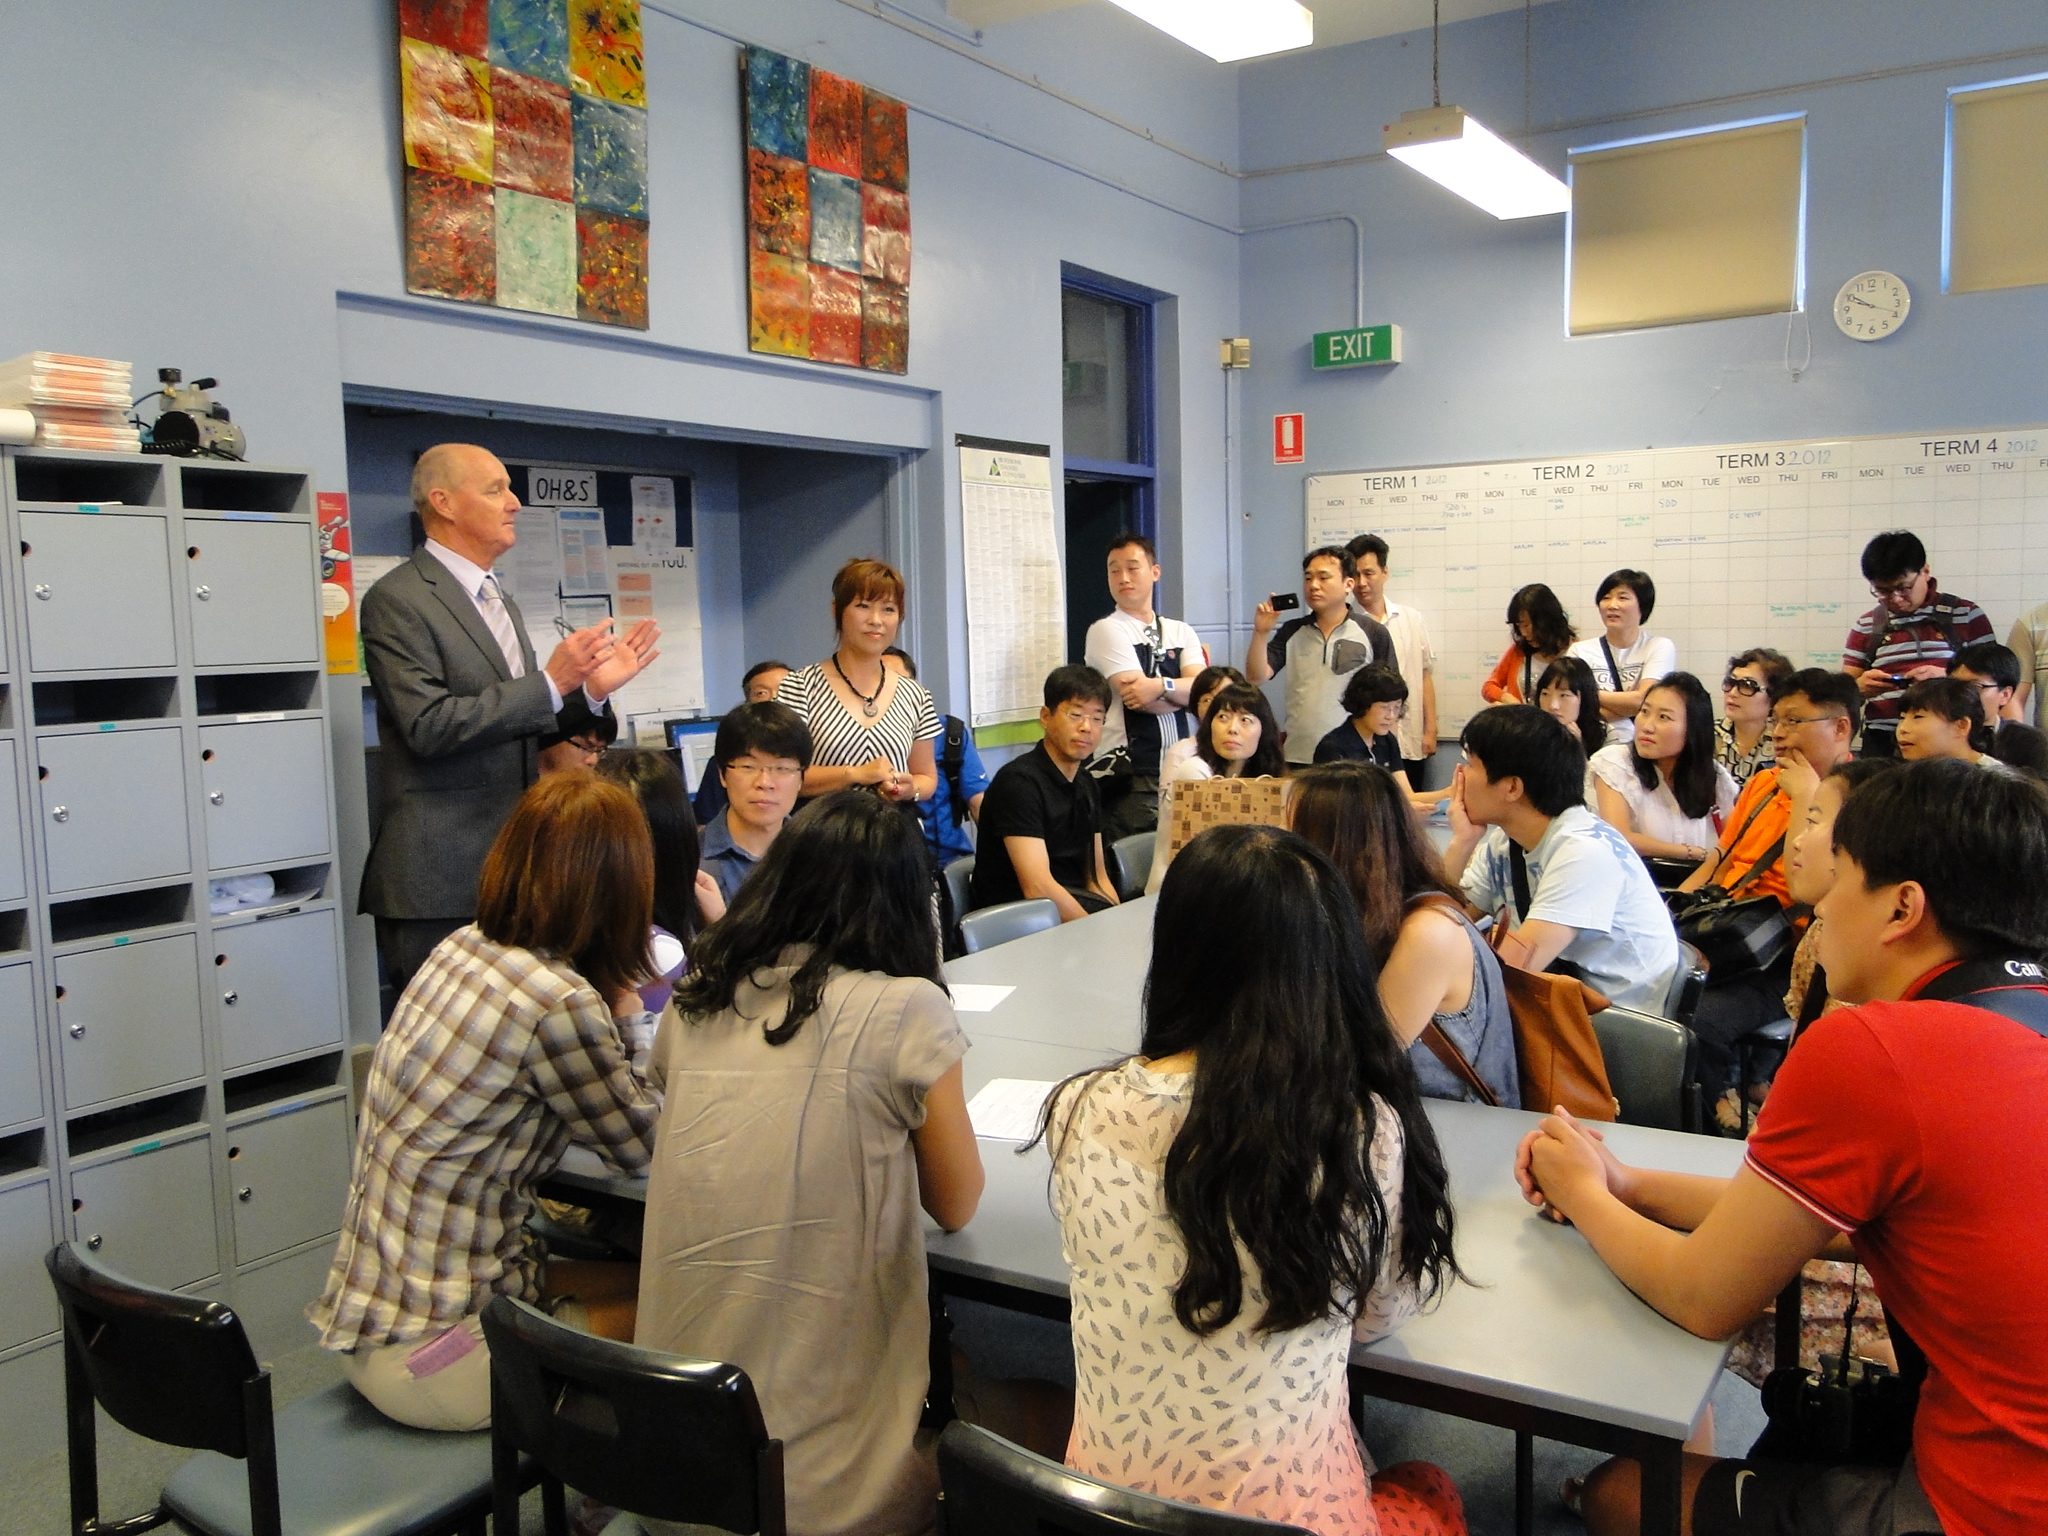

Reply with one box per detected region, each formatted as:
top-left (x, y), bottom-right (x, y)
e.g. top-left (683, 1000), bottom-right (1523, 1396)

top-left (0, 353), bottom-right (140, 452)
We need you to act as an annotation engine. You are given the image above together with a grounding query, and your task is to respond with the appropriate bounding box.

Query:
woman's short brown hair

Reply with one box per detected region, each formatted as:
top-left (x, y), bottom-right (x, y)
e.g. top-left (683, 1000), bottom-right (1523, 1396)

top-left (475, 771), bottom-right (653, 1000)
top-left (830, 558), bottom-right (907, 629)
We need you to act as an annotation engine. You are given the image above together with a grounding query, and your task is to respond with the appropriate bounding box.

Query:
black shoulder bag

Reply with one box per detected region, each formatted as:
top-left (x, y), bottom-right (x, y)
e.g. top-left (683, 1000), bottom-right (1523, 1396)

top-left (1664, 794), bottom-right (1797, 977)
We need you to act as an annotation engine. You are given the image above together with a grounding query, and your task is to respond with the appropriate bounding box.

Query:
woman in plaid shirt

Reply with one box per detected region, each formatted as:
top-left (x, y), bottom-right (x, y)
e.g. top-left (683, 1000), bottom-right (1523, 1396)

top-left (310, 772), bottom-right (666, 1430)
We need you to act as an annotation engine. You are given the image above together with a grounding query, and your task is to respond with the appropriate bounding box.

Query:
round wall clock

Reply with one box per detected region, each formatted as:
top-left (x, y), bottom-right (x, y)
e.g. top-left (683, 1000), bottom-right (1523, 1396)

top-left (1834, 271), bottom-right (1910, 340)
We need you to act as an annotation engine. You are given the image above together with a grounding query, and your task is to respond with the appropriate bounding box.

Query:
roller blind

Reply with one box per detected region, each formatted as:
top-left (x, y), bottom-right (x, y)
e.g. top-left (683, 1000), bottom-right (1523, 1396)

top-left (1947, 75), bottom-right (2048, 294)
top-left (1568, 117), bottom-right (1805, 336)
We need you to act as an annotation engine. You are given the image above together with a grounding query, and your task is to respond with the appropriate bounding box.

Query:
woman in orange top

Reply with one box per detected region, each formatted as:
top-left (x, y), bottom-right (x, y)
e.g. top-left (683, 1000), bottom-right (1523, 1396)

top-left (1481, 584), bottom-right (1576, 705)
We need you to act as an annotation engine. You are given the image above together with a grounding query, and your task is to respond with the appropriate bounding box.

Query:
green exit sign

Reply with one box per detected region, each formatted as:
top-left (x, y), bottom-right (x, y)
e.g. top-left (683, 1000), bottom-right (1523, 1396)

top-left (1312, 324), bottom-right (1403, 369)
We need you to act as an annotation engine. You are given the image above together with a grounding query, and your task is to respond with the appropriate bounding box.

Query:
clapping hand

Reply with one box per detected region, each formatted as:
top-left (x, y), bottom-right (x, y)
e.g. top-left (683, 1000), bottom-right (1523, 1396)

top-left (585, 619), bottom-right (661, 702)
top-left (544, 621), bottom-right (613, 694)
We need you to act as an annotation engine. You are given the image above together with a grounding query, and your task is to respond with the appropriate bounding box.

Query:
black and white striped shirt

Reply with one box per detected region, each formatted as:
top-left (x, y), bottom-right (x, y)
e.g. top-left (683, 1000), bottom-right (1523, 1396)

top-left (777, 663), bottom-right (941, 774)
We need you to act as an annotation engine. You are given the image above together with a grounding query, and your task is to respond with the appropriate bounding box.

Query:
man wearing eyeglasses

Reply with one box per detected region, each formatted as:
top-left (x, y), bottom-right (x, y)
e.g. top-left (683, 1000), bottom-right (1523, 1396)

top-left (699, 701), bottom-right (814, 904)
top-left (1842, 529), bottom-right (1991, 757)
top-left (1677, 670), bottom-right (1863, 1126)
top-left (1948, 641), bottom-right (2048, 772)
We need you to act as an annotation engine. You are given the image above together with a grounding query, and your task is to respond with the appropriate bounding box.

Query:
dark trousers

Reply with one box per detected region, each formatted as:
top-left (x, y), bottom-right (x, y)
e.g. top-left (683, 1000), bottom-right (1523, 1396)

top-left (374, 915), bottom-right (465, 1015)
top-left (1860, 727), bottom-right (1900, 758)
top-left (1690, 953), bottom-right (1795, 1101)
top-left (1402, 757), bottom-right (1433, 791)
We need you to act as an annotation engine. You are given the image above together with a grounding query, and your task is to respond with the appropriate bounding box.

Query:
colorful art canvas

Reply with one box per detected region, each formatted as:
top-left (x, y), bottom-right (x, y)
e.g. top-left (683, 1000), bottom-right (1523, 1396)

top-left (743, 47), bottom-right (910, 374)
top-left (401, 0), bottom-right (647, 328)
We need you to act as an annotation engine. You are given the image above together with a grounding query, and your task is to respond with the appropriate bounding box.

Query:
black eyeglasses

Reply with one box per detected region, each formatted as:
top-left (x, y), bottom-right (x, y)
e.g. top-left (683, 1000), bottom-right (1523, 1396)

top-left (1721, 675), bottom-right (1763, 696)
top-left (1869, 577), bottom-right (1919, 600)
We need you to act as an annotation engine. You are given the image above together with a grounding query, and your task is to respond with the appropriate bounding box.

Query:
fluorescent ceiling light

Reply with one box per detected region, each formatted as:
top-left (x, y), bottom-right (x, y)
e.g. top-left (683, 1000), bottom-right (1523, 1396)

top-left (1384, 105), bottom-right (1571, 219)
top-left (1103, 0), bottom-right (1313, 63)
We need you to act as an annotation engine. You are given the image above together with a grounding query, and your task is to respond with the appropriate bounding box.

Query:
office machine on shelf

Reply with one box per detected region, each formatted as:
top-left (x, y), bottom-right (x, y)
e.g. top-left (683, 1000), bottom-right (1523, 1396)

top-left (139, 368), bottom-right (247, 460)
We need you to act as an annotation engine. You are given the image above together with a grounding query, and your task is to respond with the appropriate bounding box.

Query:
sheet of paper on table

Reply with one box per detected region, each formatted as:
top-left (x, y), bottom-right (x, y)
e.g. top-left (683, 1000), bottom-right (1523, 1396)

top-left (948, 983), bottom-right (1015, 1013)
top-left (967, 1078), bottom-right (1058, 1142)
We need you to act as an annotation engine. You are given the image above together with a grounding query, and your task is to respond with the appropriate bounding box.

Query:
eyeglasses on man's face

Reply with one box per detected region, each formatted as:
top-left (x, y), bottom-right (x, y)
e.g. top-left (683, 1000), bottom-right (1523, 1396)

top-left (1768, 712), bottom-right (1833, 733)
top-left (1868, 576), bottom-right (1921, 600)
top-left (725, 761), bottom-right (801, 783)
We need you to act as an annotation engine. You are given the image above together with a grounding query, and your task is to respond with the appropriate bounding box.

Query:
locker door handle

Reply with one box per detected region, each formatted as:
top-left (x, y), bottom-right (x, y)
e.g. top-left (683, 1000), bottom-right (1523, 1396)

top-left (236, 1187), bottom-right (253, 1203)
top-left (68, 1023), bottom-right (85, 1039)
top-left (222, 991), bottom-right (238, 1006)
top-left (50, 805), bottom-right (68, 822)
top-left (33, 584), bottom-right (50, 600)
top-left (85, 1234), bottom-right (103, 1250)
top-left (209, 791), bottom-right (225, 806)
top-left (194, 585), bottom-right (212, 601)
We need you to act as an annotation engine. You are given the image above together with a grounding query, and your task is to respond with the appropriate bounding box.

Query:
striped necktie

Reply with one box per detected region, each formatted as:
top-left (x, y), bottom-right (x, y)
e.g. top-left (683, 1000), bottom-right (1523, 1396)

top-left (477, 573), bottom-right (525, 678)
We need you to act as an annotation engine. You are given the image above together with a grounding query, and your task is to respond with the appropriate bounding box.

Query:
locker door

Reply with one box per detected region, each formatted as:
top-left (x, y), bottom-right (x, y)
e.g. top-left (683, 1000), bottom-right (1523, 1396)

top-left (37, 728), bottom-right (191, 893)
top-left (185, 519), bottom-right (319, 666)
top-left (0, 740), bottom-right (26, 903)
top-left (198, 719), bottom-right (329, 871)
top-left (228, 1099), bottom-right (350, 1265)
top-left (215, 912), bottom-right (345, 1072)
top-left (69, 1138), bottom-right (218, 1290)
top-left (0, 1183), bottom-right (57, 1349)
top-left (0, 963), bottom-right (41, 1130)
top-left (57, 936), bottom-right (205, 1111)
top-left (20, 512), bottom-right (177, 671)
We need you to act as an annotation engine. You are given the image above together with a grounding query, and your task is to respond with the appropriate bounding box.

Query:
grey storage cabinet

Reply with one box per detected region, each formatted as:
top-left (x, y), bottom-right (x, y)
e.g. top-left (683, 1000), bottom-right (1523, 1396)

top-left (19, 511), bottom-right (178, 672)
top-left (69, 1135), bottom-right (220, 1291)
top-left (56, 935), bottom-right (205, 1111)
top-left (37, 728), bottom-right (192, 893)
top-left (185, 519), bottom-right (321, 667)
top-left (199, 718), bottom-right (330, 870)
top-left (0, 449), bottom-right (353, 1456)
top-left (227, 1097), bottom-right (351, 1266)
top-left (215, 910), bottom-right (345, 1072)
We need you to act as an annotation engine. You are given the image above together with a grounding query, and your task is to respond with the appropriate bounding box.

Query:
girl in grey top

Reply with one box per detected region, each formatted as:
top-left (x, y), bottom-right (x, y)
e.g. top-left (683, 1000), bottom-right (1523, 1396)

top-left (1289, 762), bottom-right (1519, 1108)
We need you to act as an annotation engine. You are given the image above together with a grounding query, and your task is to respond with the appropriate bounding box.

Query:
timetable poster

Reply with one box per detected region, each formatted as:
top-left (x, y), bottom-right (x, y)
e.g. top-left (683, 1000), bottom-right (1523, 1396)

top-left (960, 434), bottom-right (1065, 728)
top-left (1307, 426), bottom-right (2048, 732)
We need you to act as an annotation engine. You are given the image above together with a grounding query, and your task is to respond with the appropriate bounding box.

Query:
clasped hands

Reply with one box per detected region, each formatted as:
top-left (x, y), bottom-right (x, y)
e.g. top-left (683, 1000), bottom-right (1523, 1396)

top-left (1513, 1106), bottom-right (1638, 1227)
top-left (545, 618), bottom-right (662, 702)
top-left (854, 755), bottom-right (919, 802)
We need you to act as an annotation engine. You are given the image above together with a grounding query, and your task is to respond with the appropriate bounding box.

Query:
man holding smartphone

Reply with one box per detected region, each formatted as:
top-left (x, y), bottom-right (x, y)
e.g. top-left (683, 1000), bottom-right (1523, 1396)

top-left (1842, 529), bottom-right (1990, 757)
top-left (1246, 546), bottom-right (1393, 768)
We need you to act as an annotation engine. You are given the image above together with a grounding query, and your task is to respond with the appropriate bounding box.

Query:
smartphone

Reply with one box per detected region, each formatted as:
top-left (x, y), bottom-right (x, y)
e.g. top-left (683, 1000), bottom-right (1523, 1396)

top-left (1268, 592), bottom-right (1301, 611)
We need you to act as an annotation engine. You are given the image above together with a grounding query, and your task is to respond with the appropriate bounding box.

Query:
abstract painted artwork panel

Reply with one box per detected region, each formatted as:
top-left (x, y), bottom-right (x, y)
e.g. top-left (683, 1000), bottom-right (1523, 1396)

top-left (401, 39), bottom-right (493, 183)
top-left (498, 187), bottom-right (577, 314)
top-left (406, 169), bottom-right (497, 302)
top-left (402, 0), bottom-right (645, 328)
top-left (743, 47), bottom-right (909, 373)
top-left (570, 0), bottom-right (645, 106)
top-left (572, 92), bottom-right (647, 217)
top-left (492, 66), bottom-right (572, 200)
top-left (578, 210), bottom-right (649, 327)
top-left (489, 0), bottom-right (568, 83)
top-left (748, 150), bottom-right (810, 259)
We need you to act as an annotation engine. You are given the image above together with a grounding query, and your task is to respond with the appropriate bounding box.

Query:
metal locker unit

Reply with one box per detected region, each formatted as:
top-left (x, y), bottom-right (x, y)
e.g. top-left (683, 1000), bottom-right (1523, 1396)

top-left (0, 448), bottom-right (354, 1470)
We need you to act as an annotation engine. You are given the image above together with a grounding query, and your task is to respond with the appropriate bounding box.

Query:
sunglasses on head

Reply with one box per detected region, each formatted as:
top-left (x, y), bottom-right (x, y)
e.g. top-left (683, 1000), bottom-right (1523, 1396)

top-left (1721, 675), bottom-right (1763, 696)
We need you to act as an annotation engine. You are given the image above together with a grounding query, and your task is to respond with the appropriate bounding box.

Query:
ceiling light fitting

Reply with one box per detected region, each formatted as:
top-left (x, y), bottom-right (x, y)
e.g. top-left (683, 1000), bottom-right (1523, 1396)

top-left (1384, 105), bottom-right (1570, 218)
top-left (1103, 0), bottom-right (1313, 63)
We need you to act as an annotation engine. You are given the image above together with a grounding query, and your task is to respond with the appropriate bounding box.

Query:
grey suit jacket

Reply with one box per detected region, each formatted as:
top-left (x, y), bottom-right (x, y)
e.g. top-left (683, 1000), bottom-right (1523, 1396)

top-left (358, 547), bottom-right (591, 920)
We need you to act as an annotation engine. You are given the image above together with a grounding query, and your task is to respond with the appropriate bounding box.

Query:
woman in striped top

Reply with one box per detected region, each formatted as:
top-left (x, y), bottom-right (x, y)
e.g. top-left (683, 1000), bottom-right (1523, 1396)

top-left (777, 558), bottom-right (941, 806)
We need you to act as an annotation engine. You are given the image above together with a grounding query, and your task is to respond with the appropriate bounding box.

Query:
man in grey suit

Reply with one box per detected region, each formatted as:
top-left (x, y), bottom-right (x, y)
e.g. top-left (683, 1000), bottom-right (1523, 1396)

top-left (358, 443), bottom-right (659, 993)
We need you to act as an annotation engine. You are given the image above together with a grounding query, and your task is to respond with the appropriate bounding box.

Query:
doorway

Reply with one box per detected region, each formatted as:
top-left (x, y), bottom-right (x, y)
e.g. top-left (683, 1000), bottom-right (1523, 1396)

top-left (1064, 478), bottom-right (1141, 661)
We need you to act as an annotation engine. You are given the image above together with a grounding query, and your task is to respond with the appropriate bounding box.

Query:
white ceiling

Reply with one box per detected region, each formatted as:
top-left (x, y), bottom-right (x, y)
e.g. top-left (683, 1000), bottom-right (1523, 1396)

top-left (945, 0), bottom-right (1562, 52)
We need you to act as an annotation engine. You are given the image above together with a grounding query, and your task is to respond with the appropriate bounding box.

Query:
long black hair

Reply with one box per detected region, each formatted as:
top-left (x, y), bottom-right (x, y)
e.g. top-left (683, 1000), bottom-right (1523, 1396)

top-left (1536, 655), bottom-right (1607, 757)
top-left (1195, 683), bottom-right (1285, 778)
top-left (1508, 583), bottom-right (1575, 657)
top-left (671, 790), bottom-right (942, 1044)
top-left (595, 749), bottom-right (706, 943)
top-left (1044, 825), bottom-right (1459, 1336)
top-left (1634, 672), bottom-right (1719, 819)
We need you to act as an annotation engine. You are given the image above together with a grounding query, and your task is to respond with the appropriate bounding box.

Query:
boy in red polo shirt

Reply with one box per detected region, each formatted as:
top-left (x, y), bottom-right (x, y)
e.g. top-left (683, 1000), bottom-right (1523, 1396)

top-left (1518, 758), bottom-right (2048, 1536)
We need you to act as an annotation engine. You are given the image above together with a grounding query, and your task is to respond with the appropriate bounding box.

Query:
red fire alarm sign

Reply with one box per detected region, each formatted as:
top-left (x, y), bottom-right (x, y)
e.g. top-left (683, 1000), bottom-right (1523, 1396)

top-left (1274, 413), bottom-right (1304, 464)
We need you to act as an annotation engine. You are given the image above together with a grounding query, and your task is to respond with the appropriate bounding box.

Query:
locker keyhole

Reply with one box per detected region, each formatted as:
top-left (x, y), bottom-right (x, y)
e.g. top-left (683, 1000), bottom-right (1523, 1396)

top-left (228, 1145), bottom-right (241, 1159)
top-left (187, 546), bottom-right (201, 559)
top-left (37, 766), bottom-right (47, 781)
top-left (19, 542), bottom-right (28, 557)
top-left (202, 750), bottom-right (215, 762)
top-left (53, 986), bottom-right (64, 1001)
top-left (215, 954), bottom-right (227, 967)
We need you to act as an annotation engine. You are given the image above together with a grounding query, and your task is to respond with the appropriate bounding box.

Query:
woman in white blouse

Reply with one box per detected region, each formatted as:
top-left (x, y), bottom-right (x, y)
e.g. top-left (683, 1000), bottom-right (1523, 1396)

top-left (1590, 671), bottom-right (1736, 869)
top-left (1145, 683), bottom-right (1284, 894)
top-left (1043, 825), bottom-right (1468, 1536)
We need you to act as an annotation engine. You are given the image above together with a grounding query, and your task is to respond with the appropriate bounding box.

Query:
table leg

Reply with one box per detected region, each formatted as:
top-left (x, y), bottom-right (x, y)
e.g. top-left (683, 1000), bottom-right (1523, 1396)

top-left (1775, 1274), bottom-right (1804, 1373)
top-left (1515, 1429), bottom-right (1534, 1536)
top-left (1638, 1437), bottom-right (1685, 1536)
top-left (925, 1270), bottom-right (958, 1428)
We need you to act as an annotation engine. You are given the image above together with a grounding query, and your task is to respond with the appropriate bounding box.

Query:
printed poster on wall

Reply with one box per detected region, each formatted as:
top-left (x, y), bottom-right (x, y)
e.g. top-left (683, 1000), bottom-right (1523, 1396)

top-left (958, 434), bottom-right (1063, 728)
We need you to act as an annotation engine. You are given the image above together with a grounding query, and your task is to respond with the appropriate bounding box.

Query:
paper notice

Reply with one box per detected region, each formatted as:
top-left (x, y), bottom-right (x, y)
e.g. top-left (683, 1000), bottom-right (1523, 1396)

top-left (557, 507), bottom-right (612, 597)
top-left (966, 1078), bottom-right (1058, 1142)
top-left (630, 476), bottom-right (677, 555)
top-left (948, 983), bottom-right (1016, 1013)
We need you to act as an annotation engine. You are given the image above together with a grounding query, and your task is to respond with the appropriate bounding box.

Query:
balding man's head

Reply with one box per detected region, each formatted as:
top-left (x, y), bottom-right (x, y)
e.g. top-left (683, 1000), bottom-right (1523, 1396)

top-left (412, 444), bottom-right (520, 565)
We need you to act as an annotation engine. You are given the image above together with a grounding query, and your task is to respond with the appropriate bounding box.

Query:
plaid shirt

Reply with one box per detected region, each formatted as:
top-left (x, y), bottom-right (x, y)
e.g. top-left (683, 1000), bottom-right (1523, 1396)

top-left (310, 926), bottom-right (661, 1351)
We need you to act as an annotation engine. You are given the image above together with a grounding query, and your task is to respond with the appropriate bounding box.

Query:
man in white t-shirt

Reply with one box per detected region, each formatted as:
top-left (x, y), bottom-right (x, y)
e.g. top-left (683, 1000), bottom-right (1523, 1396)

top-left (1567, 568), bottom-right (1677, 747)
top-left (1444, 704), bottom-right (1679, 1013)
top-left (1346, 532), bottom-right (1438, 787)
top-left (1084, 533), bottom-right (1204, 838)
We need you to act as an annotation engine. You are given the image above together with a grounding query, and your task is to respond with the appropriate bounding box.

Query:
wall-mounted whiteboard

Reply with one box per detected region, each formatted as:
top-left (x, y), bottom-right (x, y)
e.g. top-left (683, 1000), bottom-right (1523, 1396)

top-left (1306, 426), bottom-right (2048, 732)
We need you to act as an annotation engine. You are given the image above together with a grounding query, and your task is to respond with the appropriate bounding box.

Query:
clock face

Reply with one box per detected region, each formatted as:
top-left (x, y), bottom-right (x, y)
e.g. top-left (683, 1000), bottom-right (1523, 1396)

top-left (1835, 271), bottom-right (1910, 340)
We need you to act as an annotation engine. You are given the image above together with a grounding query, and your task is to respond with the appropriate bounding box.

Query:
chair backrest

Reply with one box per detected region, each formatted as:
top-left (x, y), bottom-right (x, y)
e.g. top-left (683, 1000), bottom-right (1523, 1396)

top-left (958, 898), bottom-right (1060, 955)
top-left (1108, 833), bottom-right (1155, 901)
top-left (1663, 941), bottom-right (1708, 1026)
top-left (46, 1240), bottom-right (263, 1460)
top-left (937, 1422), bottom-right (1311, 1536)
top-left (1591, 1006), bottom-right (1697, 1132)
top-left (481, 1295), bottom-right (784, 1536)
top-left (943, 855), bottom-right (975, 926)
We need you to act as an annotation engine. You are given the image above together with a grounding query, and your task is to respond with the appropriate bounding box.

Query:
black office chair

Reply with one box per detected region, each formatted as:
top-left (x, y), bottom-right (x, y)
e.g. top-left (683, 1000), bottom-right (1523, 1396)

top-left (1107, 832), bottom-right (1156, 901)
top-left (1661, 940), bottom-right (1709, 1027)
top-left (481, 1294), bottom-right (786, 1536)
top-left (1736, 1015), bottom-right (1796, 1130)
top-left (944, 855), bottom-right (976, 927)
top-left (1590, 1006), bottom-right (1700, 1133)
top-left (45, 1242), bottom-right (499, 1536)
top-left (959, 898), bottom-right (1061, 954)
top-left (937, 1421), bottom-right (1312, 1536)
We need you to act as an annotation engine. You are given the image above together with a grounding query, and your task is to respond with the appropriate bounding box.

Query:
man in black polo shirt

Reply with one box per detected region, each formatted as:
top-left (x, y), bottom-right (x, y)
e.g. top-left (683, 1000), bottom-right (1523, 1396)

top-left (969, 665), bottom-right (1121, 921)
